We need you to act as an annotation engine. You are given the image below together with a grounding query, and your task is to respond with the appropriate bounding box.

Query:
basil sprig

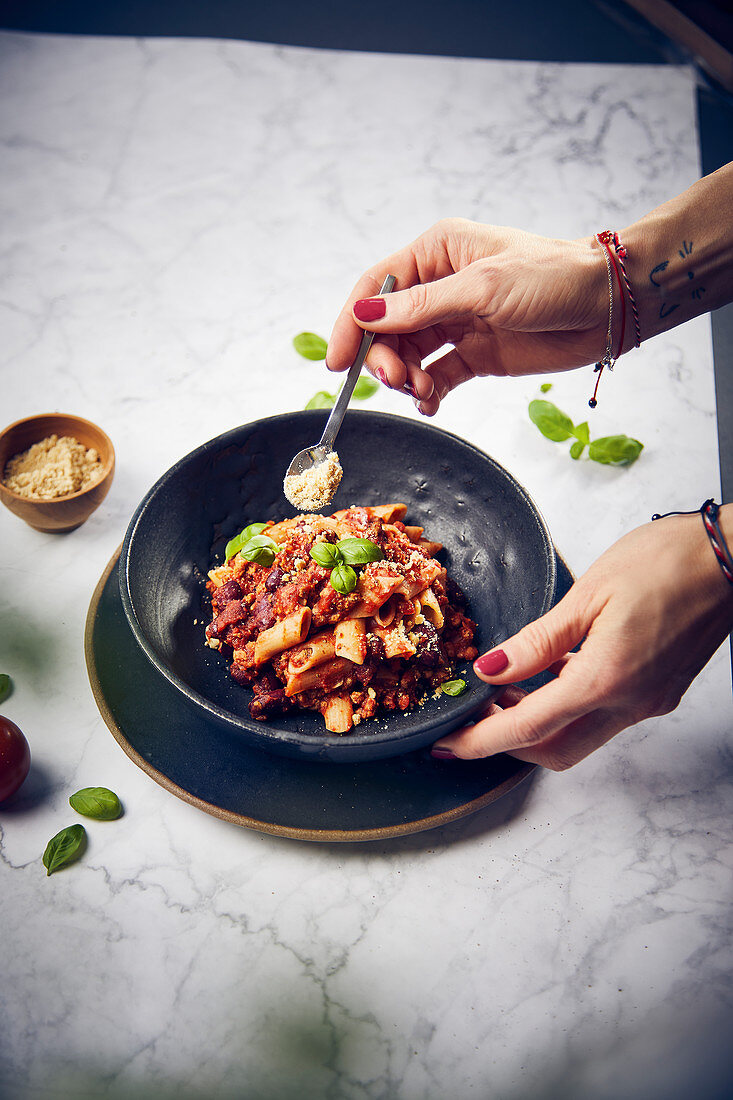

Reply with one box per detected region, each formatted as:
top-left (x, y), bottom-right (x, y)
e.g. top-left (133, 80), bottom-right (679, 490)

top-left (0, 673), bottom-right (11, 703)
top-left (309, 536), bottom-right (383, 594)
top-left (239, 534), bottom-right (278, 567)
top-left (69, 787), bottom-right (122, 821)
top-left (441, 678), bottom-right (467, 697)
top-left (225, 522), bottom-right (269, 562)
top-left (528, 398), bottom-right (643, 466)
top-left (42, 824), bottom-right (87, 876)
top-left (225, 524), bottom-right (277, 567)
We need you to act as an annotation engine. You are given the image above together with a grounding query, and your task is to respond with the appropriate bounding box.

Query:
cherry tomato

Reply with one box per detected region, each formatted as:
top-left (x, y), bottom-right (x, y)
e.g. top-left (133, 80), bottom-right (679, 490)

top-left (0, 715), bottom-right (31, 802)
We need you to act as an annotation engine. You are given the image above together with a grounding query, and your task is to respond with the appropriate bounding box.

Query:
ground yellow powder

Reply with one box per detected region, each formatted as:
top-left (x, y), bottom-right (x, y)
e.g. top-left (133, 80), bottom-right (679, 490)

top-left (283, 450), bottom-right (343, 511)
top-left (3, 434), bottom-right (103, 500)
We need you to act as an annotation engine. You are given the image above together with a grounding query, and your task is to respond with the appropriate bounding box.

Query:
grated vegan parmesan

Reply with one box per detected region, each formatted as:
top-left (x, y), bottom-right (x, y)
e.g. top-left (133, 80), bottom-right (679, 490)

top-left (283, 450), bottom-right (343, 512)
top-left (3, 434), bottom-right (103, 500)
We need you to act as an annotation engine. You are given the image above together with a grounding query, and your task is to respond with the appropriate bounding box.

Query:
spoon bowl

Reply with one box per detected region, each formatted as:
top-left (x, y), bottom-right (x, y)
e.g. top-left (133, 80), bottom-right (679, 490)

top-left (284, 274), bottom-right (395, 508)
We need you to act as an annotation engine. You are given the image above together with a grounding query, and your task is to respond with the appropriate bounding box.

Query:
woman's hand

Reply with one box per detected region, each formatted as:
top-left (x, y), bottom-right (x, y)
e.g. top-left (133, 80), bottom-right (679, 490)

top-left (431, 510), bottom-right (733, 769)
top-left (326, 218), bottom-right (612, 415)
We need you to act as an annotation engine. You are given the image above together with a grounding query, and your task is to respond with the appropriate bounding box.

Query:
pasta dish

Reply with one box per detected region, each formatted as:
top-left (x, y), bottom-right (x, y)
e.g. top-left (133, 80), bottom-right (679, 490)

top-left (204, 504), bottom-right (478, 733)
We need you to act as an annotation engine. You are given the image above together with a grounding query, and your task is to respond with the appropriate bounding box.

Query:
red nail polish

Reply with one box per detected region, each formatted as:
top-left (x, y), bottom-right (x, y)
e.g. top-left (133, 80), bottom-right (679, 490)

top-left (474, 649), bottom-right (509, 676)
top-left (354, 297), bottom-right (386, 322)
top-left (431, 746), bottom-right (457, 760)
top-left (376, 367), bottom-right (388, 385)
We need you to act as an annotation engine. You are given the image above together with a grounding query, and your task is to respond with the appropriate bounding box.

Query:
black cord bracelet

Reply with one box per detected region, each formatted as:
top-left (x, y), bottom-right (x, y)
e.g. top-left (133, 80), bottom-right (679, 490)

top-left (651, 499), bottom-right (733, 586)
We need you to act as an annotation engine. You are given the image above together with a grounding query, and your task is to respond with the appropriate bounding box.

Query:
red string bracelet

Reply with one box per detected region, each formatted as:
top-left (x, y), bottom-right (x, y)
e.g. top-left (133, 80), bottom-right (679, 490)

top-left (590, 233), bottom-right (626, 408)
top-left (651, 499), bottom-right (733, 586)
top-left (590, 230), bottom-right (641, 408)
top-left (605, 231), bottom-right (641, 348)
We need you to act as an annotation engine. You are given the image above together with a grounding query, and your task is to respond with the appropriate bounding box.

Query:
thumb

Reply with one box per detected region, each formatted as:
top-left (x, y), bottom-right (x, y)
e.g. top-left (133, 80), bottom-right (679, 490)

top-left (473, 586), bottom-right (590, 684)
top-left (352, 268), bottom-right (484, 333)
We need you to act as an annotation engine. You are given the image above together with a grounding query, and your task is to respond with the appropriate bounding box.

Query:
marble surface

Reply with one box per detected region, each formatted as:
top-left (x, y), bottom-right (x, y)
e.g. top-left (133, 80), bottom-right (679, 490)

top-left (1, 31), bottom-right (731, 1100)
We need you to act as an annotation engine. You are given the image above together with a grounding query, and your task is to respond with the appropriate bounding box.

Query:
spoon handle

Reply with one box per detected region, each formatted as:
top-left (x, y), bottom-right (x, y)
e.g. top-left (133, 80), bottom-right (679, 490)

top-left (318, 274), bottom-right (396, 452)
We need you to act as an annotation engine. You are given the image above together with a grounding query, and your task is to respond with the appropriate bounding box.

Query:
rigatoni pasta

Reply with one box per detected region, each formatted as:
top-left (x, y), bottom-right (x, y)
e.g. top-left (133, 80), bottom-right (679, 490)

top-left (204, 505), bottom-right (478, 733)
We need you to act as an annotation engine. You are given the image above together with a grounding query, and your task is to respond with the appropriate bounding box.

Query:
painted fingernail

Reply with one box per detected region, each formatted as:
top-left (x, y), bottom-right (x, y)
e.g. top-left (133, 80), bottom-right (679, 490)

top-left (431, 745), bottom-right (458, 760)
top-left (376, 367), bottom-right (389, 386)
top-left (474, 649), bottom-right (509, 676)
top-left (403, 381), bottom-right (417, 398)
top-left (354, 297), bottom-right (386, 322)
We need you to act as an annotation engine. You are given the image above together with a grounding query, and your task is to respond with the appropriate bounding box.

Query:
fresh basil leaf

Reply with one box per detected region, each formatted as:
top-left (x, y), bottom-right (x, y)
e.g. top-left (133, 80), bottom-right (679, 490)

top-left (305, 390), bottom-right (336, 410)
top-left (569, 440), bottom-right (586, 460)
top-left (69, 787), bottom-right (122, 821)
top-left (573, 421), bottom-right (590, 446)
top-left (0, 674), bottom-right (11, 703)
top-left (42, 824), bottom-right (87, 876)
top-left (309, 541), bottom-right (342, 568)
top-left (589, 435), bottom-right (644, 467)
top-left (528, 399), bottom-right (575, 442)
top-left (441, 678), bottom-right (467, 697)
top-left (336, 537), bottom-right (384, 565)
top-left (243, 522), bottom-right (269, 541)
top-left (225, 522), bottom-right (269, 561)
top-left (352, 375), bottom-right (379, 401)
top-left (330, 563), bottom-right (358, 594)
top-left (540, 383), bottom-right (553, 394)
top-left (293, 332), bottom-right (328, 360)
top-left (240, 535), bottom-right (278, 567)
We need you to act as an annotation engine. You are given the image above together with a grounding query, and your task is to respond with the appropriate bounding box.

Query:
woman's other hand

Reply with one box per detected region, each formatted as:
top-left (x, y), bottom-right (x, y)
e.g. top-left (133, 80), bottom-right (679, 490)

top-left (431, 508), bottom-right (733, 769)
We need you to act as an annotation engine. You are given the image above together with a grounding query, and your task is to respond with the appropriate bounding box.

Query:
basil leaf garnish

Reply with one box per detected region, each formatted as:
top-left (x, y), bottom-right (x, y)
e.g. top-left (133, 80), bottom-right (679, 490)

top-left (293, 332), bottom-right (328, 360)
top-left (240, 535), bottom-right (278, 567)
top-left (305, 390), bottom-right (335, 410)
top-left (588, 435), bottom-right (644, 467)
top-left (305, 375), bottom-right (377, 409)
top-left (528, 399), bottom-right (575, 442)
top-left (69, 787), bottom-right (122, 821)
top-left (573, 421), bottom-right (590, 446)
top-left (441, 678), bottom-right (467, 697)
top-left (330, 563), bottom-right (358, 594)
top-left (310, 541), bottom-right (342, 568)
top-left (336, 537), bottom-right (383, 565)
top-left (225, 522), bottom-right (269, 561)
top-left (528, 397), bottom-right (644, 468)
top-left (0, 673), bottom-right (11, 703)
top-left (352, 375), bottom-right (379, 400)
top-left (42, 824), bottom-right (87, 876)
top-left (540, 382), bottom-right (553, 393)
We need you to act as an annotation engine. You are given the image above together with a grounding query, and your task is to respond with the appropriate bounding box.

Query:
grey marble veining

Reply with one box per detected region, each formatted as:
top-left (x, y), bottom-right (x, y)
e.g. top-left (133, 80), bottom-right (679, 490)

top-left (0, 31), bottom-right (731, 1100)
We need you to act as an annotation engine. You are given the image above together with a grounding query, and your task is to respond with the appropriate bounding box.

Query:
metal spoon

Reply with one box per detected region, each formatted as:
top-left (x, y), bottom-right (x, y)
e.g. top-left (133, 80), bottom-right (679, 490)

top-left (284, 273), bottom-right (395, 497)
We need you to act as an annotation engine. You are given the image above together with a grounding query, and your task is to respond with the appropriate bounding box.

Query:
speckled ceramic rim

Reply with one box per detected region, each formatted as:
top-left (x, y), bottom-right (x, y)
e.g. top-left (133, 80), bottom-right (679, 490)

top-left (85, 549), bottom-right (537, 842)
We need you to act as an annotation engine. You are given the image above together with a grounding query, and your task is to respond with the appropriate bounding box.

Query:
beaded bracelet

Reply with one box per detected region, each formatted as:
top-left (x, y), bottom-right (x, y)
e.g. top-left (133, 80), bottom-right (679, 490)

top-left (651, 499), bottom-right (733, 586)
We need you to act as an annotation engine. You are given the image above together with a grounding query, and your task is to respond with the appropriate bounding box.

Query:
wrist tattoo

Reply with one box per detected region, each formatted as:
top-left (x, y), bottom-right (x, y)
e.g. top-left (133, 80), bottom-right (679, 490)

top-left (649, 239), bottom-right (704, 320)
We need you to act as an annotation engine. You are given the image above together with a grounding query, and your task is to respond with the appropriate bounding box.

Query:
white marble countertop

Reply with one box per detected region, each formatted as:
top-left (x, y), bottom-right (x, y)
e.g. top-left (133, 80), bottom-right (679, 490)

top-left (1, 31), bottom-right (731, 1100)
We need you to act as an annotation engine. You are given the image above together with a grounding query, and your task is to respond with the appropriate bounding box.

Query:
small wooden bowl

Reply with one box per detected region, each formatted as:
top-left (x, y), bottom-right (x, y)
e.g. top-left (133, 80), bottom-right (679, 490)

top-left (0, 414), bottom-right (115, 533)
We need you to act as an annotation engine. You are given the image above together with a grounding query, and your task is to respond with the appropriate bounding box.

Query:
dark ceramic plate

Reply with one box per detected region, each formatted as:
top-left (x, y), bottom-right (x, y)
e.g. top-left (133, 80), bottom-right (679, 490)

top-left (120, 410), bottom-right (557, 762)
top-left (87, 550), bottom-right (572, 840)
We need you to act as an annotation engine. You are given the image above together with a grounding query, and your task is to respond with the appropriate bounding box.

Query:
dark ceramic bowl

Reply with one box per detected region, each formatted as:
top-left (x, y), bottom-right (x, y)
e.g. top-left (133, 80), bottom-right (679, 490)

top-left (119, 410), bottom-right (556, 762)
